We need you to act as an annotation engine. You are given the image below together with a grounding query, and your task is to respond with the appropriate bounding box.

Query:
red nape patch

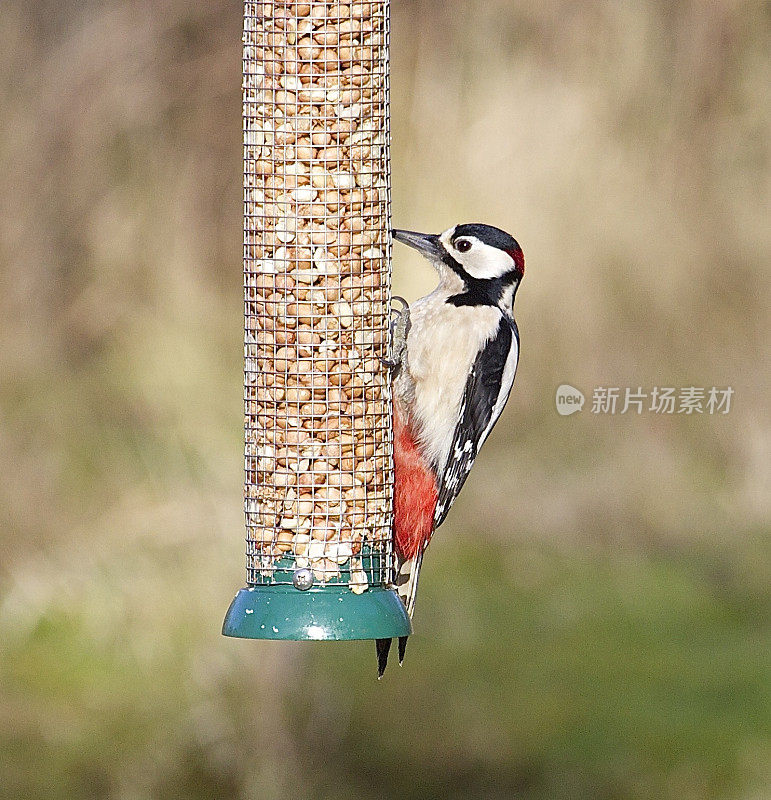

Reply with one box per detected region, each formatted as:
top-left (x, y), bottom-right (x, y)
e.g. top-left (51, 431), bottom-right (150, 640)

top-left (507, 247), bottom-right (525, 278)
top-left (393, 404), bottom-right (438, 560)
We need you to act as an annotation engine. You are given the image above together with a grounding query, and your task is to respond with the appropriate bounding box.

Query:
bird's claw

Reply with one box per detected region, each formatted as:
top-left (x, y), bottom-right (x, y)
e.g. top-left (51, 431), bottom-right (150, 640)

top-left (382, 296), bottom-right (410, 376)
top-left (390, 296), bottom-right (409, 315)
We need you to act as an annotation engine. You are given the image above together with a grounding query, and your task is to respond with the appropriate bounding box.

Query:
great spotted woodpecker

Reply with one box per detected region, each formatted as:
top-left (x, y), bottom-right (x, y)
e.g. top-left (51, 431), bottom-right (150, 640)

top-left (376, 223), bottom-right (524, 676)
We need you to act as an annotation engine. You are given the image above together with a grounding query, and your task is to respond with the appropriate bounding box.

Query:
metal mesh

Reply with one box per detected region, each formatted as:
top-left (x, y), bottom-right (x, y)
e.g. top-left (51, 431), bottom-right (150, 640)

top-left (243, 0), bottom-right (393, 591)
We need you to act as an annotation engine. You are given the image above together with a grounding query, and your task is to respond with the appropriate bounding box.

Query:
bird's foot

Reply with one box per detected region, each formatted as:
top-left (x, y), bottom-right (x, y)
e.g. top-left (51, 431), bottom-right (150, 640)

top-left (380, 296), bottom-right (410, 376)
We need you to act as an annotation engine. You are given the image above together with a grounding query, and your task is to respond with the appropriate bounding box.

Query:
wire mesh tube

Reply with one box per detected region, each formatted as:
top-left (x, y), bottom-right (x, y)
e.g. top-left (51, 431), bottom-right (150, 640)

top-left (243, 1), bottom-right (393, 594)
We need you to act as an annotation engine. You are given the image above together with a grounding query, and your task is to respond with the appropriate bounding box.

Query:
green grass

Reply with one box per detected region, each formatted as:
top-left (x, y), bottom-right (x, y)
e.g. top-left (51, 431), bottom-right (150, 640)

top-left (1, 538), bottom-right (767, 800)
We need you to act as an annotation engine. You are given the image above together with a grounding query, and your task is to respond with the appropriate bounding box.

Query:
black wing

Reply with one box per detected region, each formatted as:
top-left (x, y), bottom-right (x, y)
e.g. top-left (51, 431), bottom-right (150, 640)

top-left (434, 316), bottom-right (518, 528)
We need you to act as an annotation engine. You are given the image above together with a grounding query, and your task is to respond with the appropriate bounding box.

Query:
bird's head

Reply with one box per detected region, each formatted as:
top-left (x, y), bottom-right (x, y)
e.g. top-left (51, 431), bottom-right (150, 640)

top-left (393, 223), bottom-right (524, 310)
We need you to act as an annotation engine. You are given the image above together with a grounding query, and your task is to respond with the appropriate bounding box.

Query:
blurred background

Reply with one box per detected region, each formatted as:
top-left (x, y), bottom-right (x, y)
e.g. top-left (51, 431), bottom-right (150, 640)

top-left (1, 0), bottom-right (769, 798)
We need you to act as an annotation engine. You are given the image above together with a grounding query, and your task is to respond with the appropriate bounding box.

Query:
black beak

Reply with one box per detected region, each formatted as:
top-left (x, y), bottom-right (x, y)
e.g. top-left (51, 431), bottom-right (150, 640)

top-left (392, 229), bottom-right (444, 260)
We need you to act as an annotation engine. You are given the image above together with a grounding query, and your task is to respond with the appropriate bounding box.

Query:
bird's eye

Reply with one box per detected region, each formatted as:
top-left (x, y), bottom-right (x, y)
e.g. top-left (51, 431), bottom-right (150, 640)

top-left (456, 239), bottom-right (472, 253)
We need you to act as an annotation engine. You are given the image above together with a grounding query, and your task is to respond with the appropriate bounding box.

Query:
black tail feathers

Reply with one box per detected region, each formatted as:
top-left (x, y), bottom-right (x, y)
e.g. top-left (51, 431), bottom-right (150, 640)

top-left (375, 637), bottom-right (391, 678)
top-left (398, 635), bottom-right (408, 663)
top-left (375, 635), bottom-right (410, 677)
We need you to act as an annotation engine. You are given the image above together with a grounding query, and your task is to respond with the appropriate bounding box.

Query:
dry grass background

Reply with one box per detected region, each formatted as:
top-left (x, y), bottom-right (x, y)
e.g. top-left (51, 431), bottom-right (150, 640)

top-left (0, 1), bottom-right (769, 799)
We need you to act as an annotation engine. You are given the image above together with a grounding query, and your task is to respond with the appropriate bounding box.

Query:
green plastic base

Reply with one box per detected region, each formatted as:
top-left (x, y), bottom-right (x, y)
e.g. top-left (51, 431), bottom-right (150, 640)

top-left (222, 584), bottom-right (412, 641)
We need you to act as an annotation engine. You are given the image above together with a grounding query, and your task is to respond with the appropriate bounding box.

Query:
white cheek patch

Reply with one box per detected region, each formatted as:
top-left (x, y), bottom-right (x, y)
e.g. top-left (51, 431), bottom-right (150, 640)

top-left (439, 228), bottom-right (514, 280)
top-left (461, 244), bottom-right (514, 280)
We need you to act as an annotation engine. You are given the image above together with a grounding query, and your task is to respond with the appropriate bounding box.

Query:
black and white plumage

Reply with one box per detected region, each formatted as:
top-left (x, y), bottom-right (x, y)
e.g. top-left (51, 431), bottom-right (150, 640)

top-left (435, 314), bottom-right (519, 526)
top-left (375, 222), bottom-right (524, 677)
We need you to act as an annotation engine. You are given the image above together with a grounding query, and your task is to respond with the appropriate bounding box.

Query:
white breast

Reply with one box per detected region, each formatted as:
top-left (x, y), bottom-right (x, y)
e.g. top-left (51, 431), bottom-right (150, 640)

top-left (394, 290), bottom-right (503, 471)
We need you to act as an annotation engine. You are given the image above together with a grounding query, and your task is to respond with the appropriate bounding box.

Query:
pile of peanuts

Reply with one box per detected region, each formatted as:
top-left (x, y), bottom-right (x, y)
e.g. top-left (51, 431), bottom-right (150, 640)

top-left (242, 1), bottom-right (393, 592)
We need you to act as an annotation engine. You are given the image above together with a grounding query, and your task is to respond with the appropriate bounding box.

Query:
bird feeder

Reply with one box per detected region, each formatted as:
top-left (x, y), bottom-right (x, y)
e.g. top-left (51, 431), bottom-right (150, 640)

top-left (222, 0), bottom-right (410, 640)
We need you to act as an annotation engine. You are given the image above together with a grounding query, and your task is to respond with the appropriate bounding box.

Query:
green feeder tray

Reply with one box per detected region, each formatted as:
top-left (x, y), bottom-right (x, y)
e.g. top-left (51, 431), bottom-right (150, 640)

top-left (222, 555), bottom-right (412, 641)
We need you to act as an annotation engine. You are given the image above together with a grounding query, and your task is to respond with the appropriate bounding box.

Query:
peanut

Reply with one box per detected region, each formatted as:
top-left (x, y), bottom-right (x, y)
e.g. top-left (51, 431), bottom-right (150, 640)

top-left (243, 0), bottom-right (392, 587)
